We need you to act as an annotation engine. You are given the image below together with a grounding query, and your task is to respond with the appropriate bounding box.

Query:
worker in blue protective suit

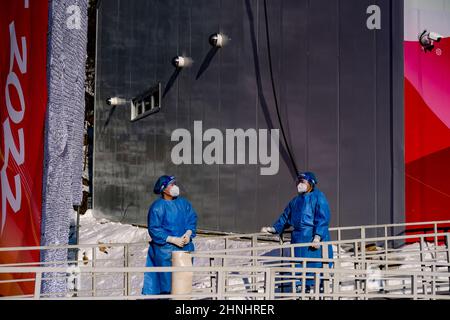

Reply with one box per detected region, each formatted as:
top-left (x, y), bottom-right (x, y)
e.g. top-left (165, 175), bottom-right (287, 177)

top-left (142, 175), bottom-right (197, 295)
top-left (261, 172), bottom-right (333, 292)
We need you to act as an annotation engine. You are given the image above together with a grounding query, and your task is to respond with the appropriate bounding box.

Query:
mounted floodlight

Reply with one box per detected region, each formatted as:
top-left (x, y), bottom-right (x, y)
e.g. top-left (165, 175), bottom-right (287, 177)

top-left (419, 30), bottom-right (443, 52)
top-left (171, 56), bottom-right (193, 69)
top-left (209, 33), bottom-right (229, 48)
top-left (106, 97), bottom-right (127, 106)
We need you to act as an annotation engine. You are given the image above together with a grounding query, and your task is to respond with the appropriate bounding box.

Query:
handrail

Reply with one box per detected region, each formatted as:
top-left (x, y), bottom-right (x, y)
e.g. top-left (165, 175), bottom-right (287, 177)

top-left (195, 232), bottom-right (450, 255)
top-left (0, 219), bottom-right (449, 252)
top-left (0, 265), bottom-right (449, 278)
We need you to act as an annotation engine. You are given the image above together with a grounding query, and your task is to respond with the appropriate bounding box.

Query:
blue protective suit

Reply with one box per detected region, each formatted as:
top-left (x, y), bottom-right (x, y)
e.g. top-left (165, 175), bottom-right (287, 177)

top-left (273, 188), bottom-right (333, 287)
top-left (142, 197), bottom-right (197, 295)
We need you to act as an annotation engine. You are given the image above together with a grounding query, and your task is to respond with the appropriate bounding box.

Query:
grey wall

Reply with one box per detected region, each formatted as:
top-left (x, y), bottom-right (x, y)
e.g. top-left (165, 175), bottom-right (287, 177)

top-left (94, 0), bottom-right (405, 236)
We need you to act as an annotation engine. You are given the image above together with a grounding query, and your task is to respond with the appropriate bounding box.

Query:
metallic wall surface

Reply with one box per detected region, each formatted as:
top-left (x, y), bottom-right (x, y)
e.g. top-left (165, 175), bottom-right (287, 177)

top-left (94, 0), bottom-right (405, 236)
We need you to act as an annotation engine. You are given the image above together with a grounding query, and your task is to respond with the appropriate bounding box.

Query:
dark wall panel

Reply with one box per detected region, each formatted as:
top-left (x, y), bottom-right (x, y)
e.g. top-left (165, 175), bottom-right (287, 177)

top-left (339, 0), bottom-right (378, 229)
top-left (94, 0), bottom-right (405, 234)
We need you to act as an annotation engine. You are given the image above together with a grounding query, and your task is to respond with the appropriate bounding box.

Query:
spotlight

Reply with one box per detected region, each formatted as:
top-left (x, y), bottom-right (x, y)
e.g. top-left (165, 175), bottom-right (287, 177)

top-left (172, 56), bottom-right (193, 68)
top-left (209, 33), bottom-right (229, 48)
top-left (419, 30), bottom-right (443, 52)
top-left (106, 97), bottom-right (127, 106)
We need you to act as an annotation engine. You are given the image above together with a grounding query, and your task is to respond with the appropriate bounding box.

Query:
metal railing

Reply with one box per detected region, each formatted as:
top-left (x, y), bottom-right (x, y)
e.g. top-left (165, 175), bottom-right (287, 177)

top-left (1, 219), bottom-right (449, 267)
top-left (1, 262), bottom-right (449, 300)
top-left (0, 220), bottom-right (449, 300)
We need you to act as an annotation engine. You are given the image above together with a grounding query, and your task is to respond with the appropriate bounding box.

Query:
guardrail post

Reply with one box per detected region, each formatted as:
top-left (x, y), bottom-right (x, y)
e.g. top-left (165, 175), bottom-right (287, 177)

top-left (92, 247), bottom-right (96, 297)
top-left (332, 260), bottom-right (341, 300)
top-left (265, 269), bottom-right (274, 300)
top-left (291, 246), bottom-right (296, 292)
top-left (384, 226), bottom-right (388, 271)
top-left (251, 235), bottom-right (257, 292)
top-left (217, 270), bottom-right (225, 300)
top-left (419, 238), bottom-right (427, 295)
top-left (361, 228), bottom-right (366, 270)
top-left (434, 223), bottom-right (438, 249)
top-left (223, 238), bottom-right (228, 293)
top-left (314, 272), bottom-right (320, 300)
top-left (322, 244), bottom-right (330, 295)
top-left (431, 264), bottom-right (436, 297)
top-left (353, 241), bottom-right (361, 293)
top-left (445, 234), bottom-right (450, 290)
top-left (34, 272), bottom-right (42, 300)
top-left (337, 229), bottom-right (341, 260)
top-left (223, 238), bottom-right (228, 267)
top-left (210, 257), bottom-right (215, 290)
top-left (124, 245), bottom-right (130, 296)
top-left (412, 275), bottom-right (418, 300)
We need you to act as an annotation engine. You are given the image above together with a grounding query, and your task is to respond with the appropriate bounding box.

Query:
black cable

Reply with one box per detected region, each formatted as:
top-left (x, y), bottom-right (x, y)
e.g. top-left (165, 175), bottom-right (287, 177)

top-left (263, 0), bottom-right (299, 176)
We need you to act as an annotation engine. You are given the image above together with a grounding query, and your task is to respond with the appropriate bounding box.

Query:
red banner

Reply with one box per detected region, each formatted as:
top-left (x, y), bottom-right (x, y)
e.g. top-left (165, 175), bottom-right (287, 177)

top-left (0, 0), bottom-right (48, 296)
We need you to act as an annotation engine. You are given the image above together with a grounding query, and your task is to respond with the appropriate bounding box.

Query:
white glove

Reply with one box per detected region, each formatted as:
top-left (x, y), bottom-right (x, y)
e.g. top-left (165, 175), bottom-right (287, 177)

top-left (311, 235), bottom-right (321, 250)
top-left (182, 230), bottom-right (193, 245)
top-left (260, 227), bottom-right (276, 234)
top-left (166, 236), bottom-right (185, 248)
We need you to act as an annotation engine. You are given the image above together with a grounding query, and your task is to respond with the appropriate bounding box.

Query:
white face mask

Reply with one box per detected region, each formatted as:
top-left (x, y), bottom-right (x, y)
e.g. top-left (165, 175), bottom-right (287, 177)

top-left (297, 182), bottom-right (308, 194)
top-left (168, 185), bottom-right (180, 197)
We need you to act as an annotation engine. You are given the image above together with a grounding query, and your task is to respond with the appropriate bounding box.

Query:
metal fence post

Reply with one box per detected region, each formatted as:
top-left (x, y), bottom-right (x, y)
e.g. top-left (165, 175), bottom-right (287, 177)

top-left (314, 272), bottom-right (320, 300)
top-left (445, 234), bottom-right (450, 290)
top-left (251, 235), bottom-right (257, 292)
top-left (124, 245), bottom-right (130, 296)
top-left (34, 272), bottom-right (42, 300)
top-left (419, 237), bottom-right (427, 295)
top-left (210, 257), bottom-right (215, 290)
top-left (361, 228), bottom-right (366, 270)
top-left (332, 261), bottom-right (341, 301)
top-left (431, 264), bottom-right (436, 297)
top-left (353, 241), bottom-right (361, 293)
top-left (217, 270), bottom-right (225, 300)
top-left (223, 238), bottom-right (228, 267)
top-left (337, 229), bottom-right (341, 260)
top-left (384, 226), bottom-right (388, 271)
top-left (322, 244), bottom-right (330, 295)
top-left (412, 275), bottom-right (418, 300)
top-left (291, 246), bottom-right (296, 292)
top-left (265, 269), bottom-right (274, 300)
top-left (434, 223), bottom-right (438, 249)
top-left (92, 247), bottom-right (96, 297)
top-left (223, 238), bottom-right (228, 293)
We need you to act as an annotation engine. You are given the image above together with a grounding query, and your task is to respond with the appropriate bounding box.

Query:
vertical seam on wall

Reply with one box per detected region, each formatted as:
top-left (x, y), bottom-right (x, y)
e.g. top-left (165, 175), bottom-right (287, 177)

top-left (178, 1), bottom-right (182, 183)
top-left (278, 0), bottom-right (283, 213)
top-left (337, 0), bottom-right (341, 227)
top-left (254, 0), bottom-right (259, 228)
top-left (389, 0), bottom-right (395, 227)
top-left (176, 0), bottom-right (180, 143)
top-left (305, 0), bottom-right (310, 170)
top-left (374, 1), bottom-right (378, 229)
top-left (218, 0), bottom-right (222, 230)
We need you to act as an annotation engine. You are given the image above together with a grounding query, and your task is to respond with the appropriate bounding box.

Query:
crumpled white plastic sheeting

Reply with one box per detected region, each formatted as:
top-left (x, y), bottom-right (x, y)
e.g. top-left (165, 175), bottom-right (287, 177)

top-left (40, 0), bottom-right (88, 296)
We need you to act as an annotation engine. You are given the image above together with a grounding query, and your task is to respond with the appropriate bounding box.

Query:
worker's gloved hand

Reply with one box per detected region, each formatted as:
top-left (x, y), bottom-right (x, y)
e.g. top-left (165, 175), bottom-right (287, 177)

top-left (166, 236), bottom-right (185, 248)
top-left (311, 235), bottom-right (321, 250)
top-left (182, 230), bottom-right (193, 245)
top-left (260, 227), bottom-right (276, 234)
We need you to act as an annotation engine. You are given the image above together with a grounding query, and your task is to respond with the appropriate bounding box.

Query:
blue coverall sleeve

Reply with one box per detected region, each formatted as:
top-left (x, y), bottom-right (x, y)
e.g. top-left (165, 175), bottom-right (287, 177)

top-left (314, 194), bottom-right (331, 240)
top-left (272, 201), bottom-right (293, 234)
top-left (185, 201), bottom-right (198, 238)
top-left (148, 204), bottom-right (169, 245)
